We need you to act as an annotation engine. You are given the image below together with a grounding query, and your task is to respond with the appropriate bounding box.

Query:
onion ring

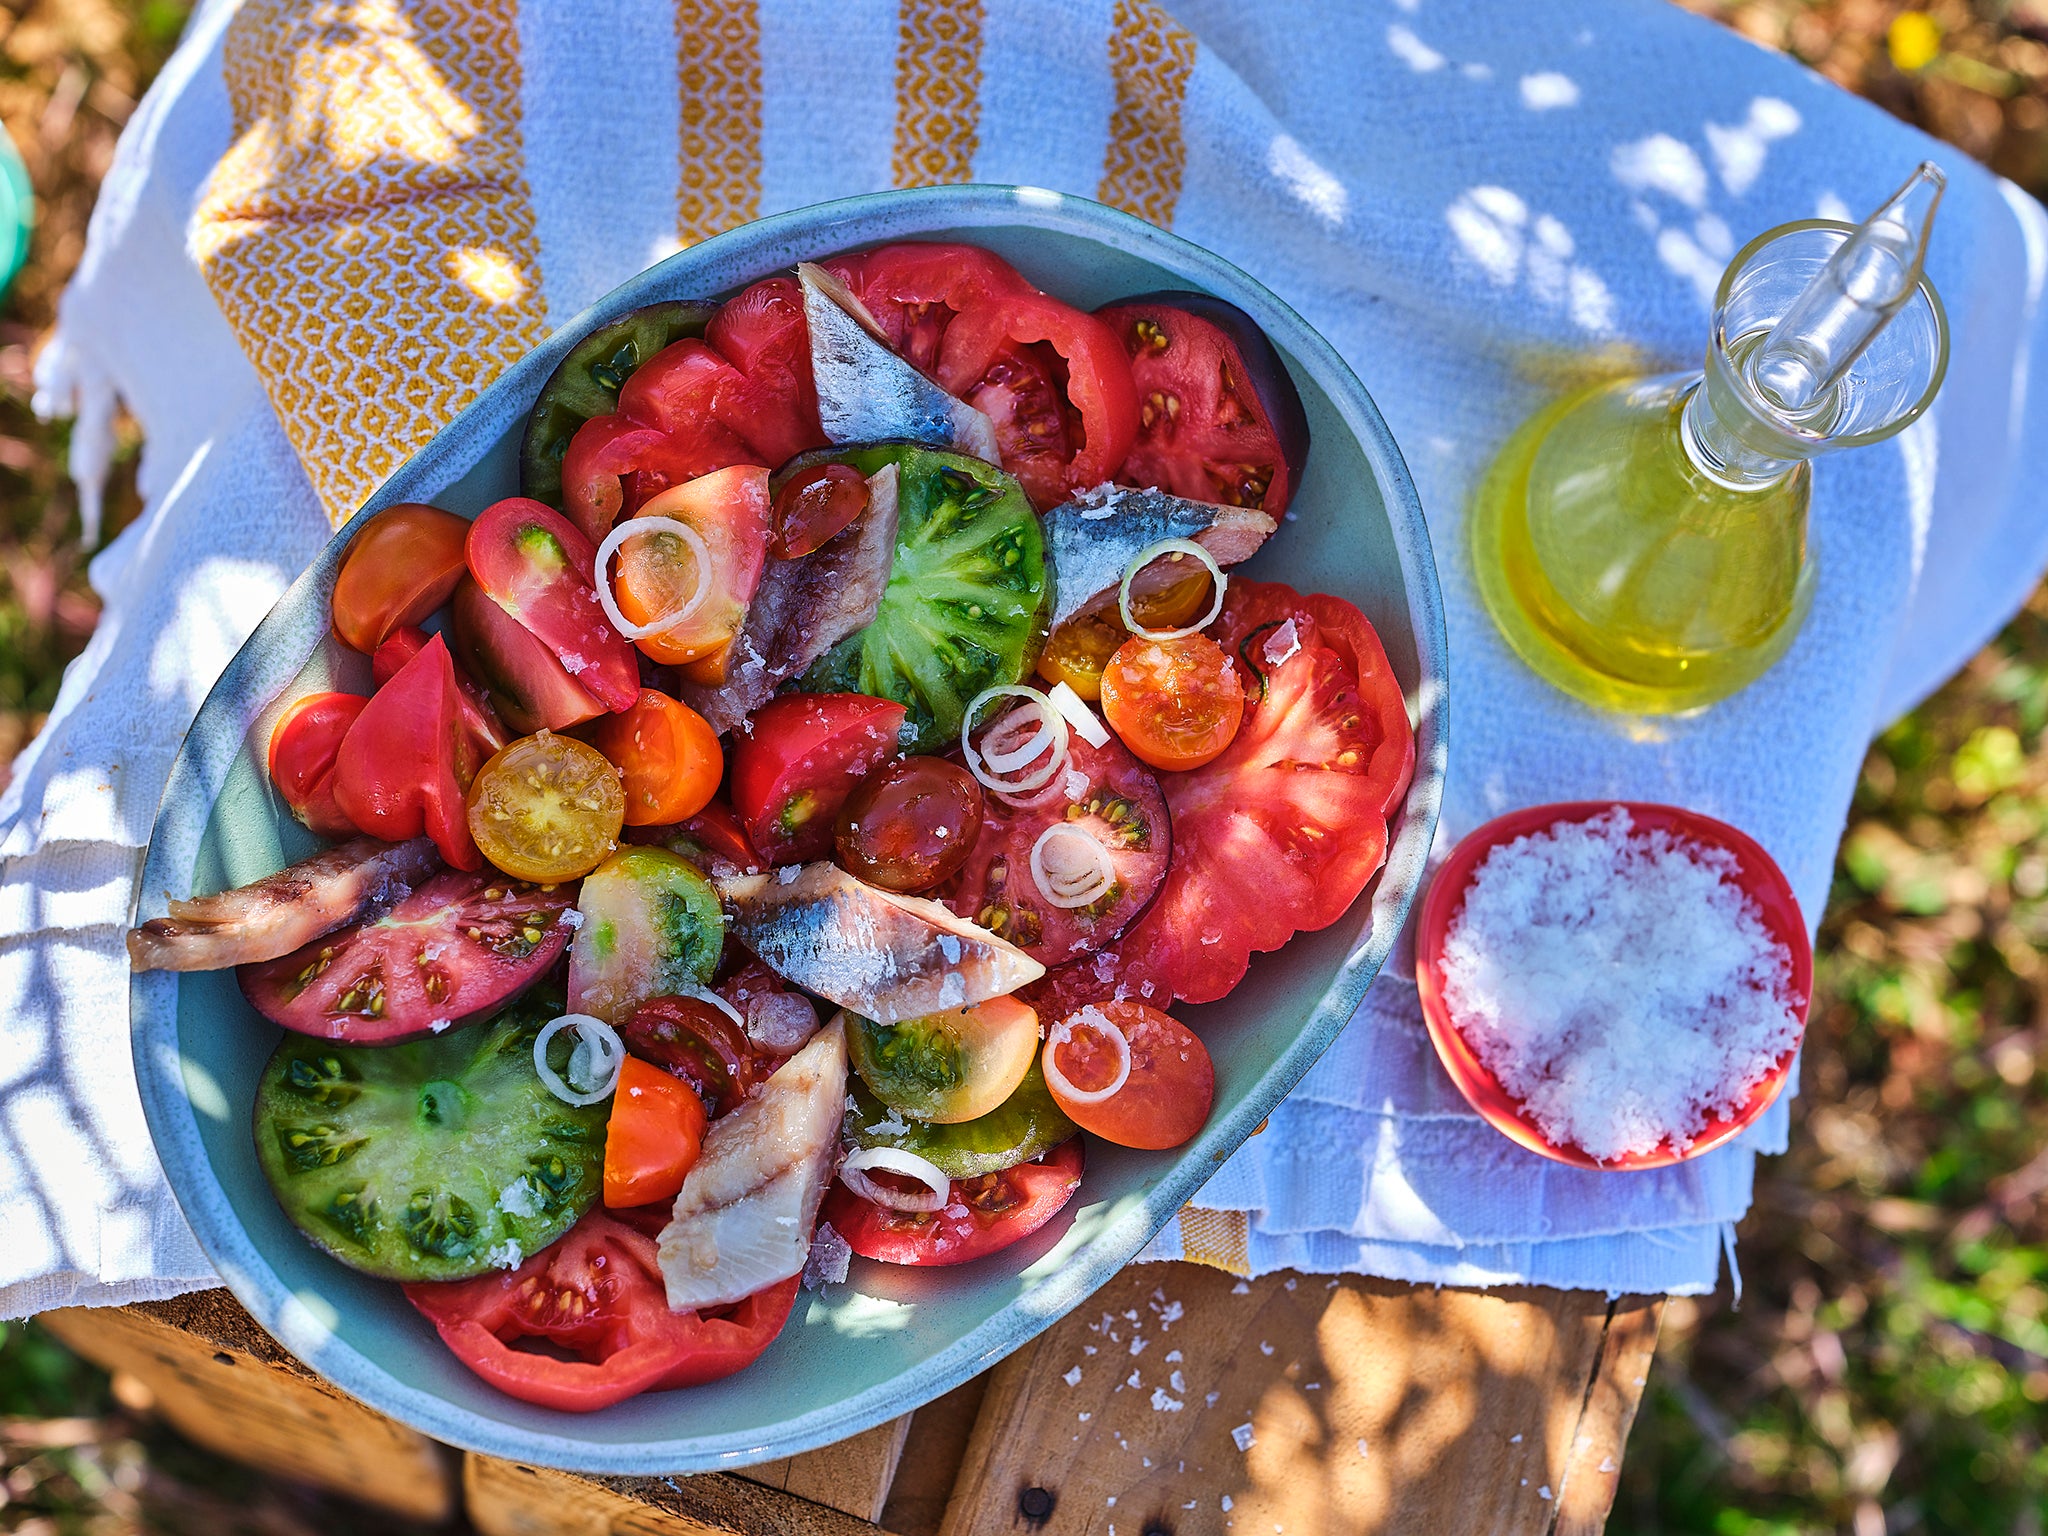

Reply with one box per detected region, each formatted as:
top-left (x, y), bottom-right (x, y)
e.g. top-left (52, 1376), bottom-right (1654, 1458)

top-left (594, 516), bottom-right (714, 641)
top-left (534, 1014), bottom-right (626, 1106)
top-left (1118, 538), bottom-right (1228, 641)
top-left (838, 1146), bottom-right (952, 1213)
top-left (962, 685), bottom-right (1071, 795)
top-left (1042, 1007), bottom-right (1132, 1105)
top-left (1030, 824), bottom-right (1116, 909)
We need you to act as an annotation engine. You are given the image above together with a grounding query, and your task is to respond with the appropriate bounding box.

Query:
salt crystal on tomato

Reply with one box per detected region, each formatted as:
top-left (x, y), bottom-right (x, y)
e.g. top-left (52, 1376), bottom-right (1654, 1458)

top-left (1437, 807), bottom-right (1801, 1162)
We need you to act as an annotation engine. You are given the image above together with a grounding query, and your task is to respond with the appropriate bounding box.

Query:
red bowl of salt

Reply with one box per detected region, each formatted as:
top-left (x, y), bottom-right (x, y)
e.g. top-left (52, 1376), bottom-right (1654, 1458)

top-left (1414, 801), bottom-right (1812, 1171)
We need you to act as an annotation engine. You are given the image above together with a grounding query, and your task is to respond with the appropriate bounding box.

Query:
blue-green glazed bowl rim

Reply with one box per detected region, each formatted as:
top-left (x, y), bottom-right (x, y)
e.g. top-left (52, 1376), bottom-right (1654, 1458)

top-left (131, 185), bottom-right (1446, 1473)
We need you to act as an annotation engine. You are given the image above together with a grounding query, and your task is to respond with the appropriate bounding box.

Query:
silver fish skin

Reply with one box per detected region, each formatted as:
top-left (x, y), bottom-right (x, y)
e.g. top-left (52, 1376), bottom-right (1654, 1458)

top-left (1044, 484), bottom-right (1280, 632)
top-left (799, 263), bottom-right (1001, 463)
top-left (717, 862), bottom-right (1044, 1023)
top-left (657, 1016), bottom-right (848, 1310)
top-left (678, 463), bottom-right (900, 737)
top-left (126, 836), bottom-right (439, 972)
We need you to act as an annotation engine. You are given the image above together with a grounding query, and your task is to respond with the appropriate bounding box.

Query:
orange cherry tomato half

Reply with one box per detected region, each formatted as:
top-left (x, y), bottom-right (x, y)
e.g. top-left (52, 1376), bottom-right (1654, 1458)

top-left (1035, 570), bottom-right (1216, 702)
top-left (604, 1055), bottom-right (709, 1208)
top-left (588, 690), bottom-right (723, 827)
top-left (611, 466), bottom-right (771, 669)
top-left (1042, 1000), bottom-right (1214, 1150)
top-left (331, 503), bottom-right (471, 654)
top-left (1098, 633), bottom-right (1246, 771)
top-left (268, 691), bottom-right (368, 838)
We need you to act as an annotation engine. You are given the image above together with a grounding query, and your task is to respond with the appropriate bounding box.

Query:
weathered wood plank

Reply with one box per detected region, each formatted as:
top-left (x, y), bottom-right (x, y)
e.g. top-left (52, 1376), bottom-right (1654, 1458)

top-left (936, 1264), bottom-right (1649, 1536)
top-left (740, 1414), bottom-right (912, 1523)
top-left (40, 1300), bottom-right (455, 1523)
top-left (465, 1454), bottom-right (897, 1536)
top-left (1553, 1297), bottom-right (1664, 1536)
top-left (881, 1376), bottom-right (991, 1536)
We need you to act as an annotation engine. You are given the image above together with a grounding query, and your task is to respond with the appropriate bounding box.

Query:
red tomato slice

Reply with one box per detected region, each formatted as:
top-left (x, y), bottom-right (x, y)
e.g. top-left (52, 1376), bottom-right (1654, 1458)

top-left (449, 576), bottom-right (606, 736)
top-left (372, 625), bottom-right (508, 760)
top-left (268, 692), bottom-right (367, 839)
top-left (331, 633), bottom-right (482, 871)
top-left (822, 1137), bottom-right (1084, 1267)
top-left (1110, 581), bottom-right (1415, 1004)
top-left (466, 497), bottom-right (640, 714)
top-left (1043, 1001), bottom-right (1213, 1149)
top-left (560, 410), bottom-right (751, 548)
top-left (729, 692), bottom-right (907, 864)
top-left (820, 243), bottom-right (1037, 376)
top-left (937, 728), bottom-right (1170, 965)
top-left (936, 292), bottom-right (1139, 509)
top-left (1093, 296), bottom-right (1309, 514)
top-left (609, 466), bottom-right (771, 670)
top-left (239, 870), bottom-right (572, 1042)
top-left (704, 276), bottom-right (826, 466)
top-left (330, 503), bottom-right (470, 653)
top-left (405, 1209), bottom-right (798, 1412)
top-left (605, 1056), bottom-right (709, 1207)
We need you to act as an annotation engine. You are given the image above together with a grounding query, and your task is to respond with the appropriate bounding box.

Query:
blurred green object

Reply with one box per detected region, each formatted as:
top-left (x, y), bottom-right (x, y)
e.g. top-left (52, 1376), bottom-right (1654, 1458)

top-left (0, 123), bottom-right (30, 301)
top-left (0, 119), bottom-right (31, 299)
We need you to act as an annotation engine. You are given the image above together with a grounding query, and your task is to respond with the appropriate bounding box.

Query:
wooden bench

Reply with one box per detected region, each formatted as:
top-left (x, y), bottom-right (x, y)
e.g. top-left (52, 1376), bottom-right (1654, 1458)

top-left (40, 1266), bottom-right (1660, 1534)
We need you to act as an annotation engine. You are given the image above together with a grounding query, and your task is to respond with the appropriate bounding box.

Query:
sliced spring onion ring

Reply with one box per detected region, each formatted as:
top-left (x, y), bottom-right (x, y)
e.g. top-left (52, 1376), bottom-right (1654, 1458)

top-left (534, 1014), bottom-right (626, 1106)
top-left (1042, 1007), bottom-right (1132, 1105)
top-left (670, 979), bottom-right (748, 1033)
top-left (1046, 681), bottom-right (1110, 748)
top-left (839, 1146), bottom-right (952, 1213)
top-left (962, 685), bottom-right (1071, 796)
top-left (1117, 538), bottom-right (1228, 642)
top-left (594, 516), bottom-right (714, 641)
top-left (1030, 824), bottom-right (1116, 909)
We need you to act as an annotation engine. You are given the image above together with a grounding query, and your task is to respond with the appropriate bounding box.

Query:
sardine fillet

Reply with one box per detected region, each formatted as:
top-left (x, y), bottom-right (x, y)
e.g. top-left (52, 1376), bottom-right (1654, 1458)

top-left (658, 1017), bottom-right (848, 1311)
top-left (719, 863), bottom-right (1045, 1023)
top-left (126, 836), bottom-right (439, 973)
top-left (1045, 486), bottom-right (1280, 632)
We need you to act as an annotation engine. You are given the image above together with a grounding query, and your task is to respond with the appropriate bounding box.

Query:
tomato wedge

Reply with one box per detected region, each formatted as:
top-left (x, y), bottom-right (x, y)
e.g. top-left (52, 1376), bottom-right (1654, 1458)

top-left (449, 576), bottom-right (606, 736)
top-left (269, 692), bottom-right (367, 839)
top-left (822, 1137), bottom-right (1083, 1267)
top-left (466, 498), bottom-right (641, 713)
top-left (588, 689), bottom-right (723, 826)
top-left (729, 692), bottom-right (907, 864)
top-left (604, 1056), bottom-right (709, 1207)
top-left (1111, 581), bottom-right (1415, 1004)
top-left (939, 726), bottom-right (1169, 965)
top-left (1043, 1001), bottom-right (1213, 1149)
top-left (332, 633), bottom-right (482, 871)
top-left (644, 798), bottom-right (763, 878)
top-left (405, 1209), bottom-right (799, 1411)
top-left (820, 243), bottom-right (1037, 376)
top-left (1093, 293), bottom-right (1310, 514)
top-left (371, 625), bottom-right (508, 761)
top-left (330, 503), bottom-right (470, 653)
top-left (617, 994), bottom-right (759, 1117)
top-left (609, 466), bottom-right (771, 670)
top-left (559, 410), bottom-right (750, 548)
top-left (239, 870), bottom-right (573, 1043)
top-left (936, 292), bottom-right (1139, 509)
top-left (703, 276), bottom-right (826, 466)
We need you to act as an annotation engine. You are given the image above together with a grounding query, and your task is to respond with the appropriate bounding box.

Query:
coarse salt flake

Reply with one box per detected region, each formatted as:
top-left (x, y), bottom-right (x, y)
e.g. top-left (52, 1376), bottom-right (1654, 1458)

top-left (802, 1223), bottom-right (852, 1289)
top-left (1151, 1387), bottom-right (1184, 1412)
top-left (1437, 808), bottom-right (1801, 1161)
top-left (1232, 1423), bottom-right (1257, 1452)
top-left (1064, 1366), bottom-right (1083, 1386)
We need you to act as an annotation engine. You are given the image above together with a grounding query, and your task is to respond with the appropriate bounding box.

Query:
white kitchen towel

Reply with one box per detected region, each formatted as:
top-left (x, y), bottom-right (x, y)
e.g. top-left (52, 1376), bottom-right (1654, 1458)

top-left (6, 0), bottom-right (2045, 1318)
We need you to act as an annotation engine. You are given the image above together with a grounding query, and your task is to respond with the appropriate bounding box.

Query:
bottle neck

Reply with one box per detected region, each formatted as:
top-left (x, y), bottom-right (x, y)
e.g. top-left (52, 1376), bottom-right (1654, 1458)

top-left (1678, 384), bottom-right (1801, 490)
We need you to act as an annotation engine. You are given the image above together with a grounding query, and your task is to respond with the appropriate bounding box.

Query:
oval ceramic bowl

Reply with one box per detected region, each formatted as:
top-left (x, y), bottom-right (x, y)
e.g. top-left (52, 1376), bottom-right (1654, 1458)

top-left (130, 185), bottom-right (1446, 1473)
top-left (1414, 801), bottom-right (1810, 1171)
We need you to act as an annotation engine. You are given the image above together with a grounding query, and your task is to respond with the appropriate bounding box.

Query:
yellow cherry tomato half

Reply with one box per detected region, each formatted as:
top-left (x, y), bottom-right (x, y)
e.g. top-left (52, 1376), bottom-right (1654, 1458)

top-left (1098, 633), bottom-right (1246, 772)
top-left (1034, 568), bottom-right (1217, 702)
top-left (466, 730), bottom-right (626, 882)
top-left (587, 689), bottom-right (723, 827)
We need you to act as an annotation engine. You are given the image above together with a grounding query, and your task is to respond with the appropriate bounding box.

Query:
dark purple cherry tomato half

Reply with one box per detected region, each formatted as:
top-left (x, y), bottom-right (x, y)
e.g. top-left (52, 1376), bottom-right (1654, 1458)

top-left (835, 756), bottom-right (985, 893)
top-left (770, 463), bottom-right (870, 560)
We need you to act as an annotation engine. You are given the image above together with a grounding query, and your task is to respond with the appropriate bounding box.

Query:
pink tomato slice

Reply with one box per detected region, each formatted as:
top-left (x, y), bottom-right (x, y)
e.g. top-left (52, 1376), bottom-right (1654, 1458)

top-left (448, 576), bottom-right (606, 736)
top-left (606, 465), bottom-right (771, 671)
top-left (465, 498), bottom-right (640, 714)
top-left (560, 414), bottom-right (746, 549)
top-left (331, 633), bottom-right (482, 871)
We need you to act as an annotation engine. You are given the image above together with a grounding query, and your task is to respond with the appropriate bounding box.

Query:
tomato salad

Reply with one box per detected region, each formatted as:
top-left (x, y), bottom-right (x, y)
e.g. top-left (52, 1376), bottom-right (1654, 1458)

top-left (127, 244), bottom-right (1414, 1415)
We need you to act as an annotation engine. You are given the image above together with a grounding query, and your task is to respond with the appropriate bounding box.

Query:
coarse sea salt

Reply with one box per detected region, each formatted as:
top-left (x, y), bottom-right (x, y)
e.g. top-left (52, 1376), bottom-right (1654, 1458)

top-left (1437, 807), bottom-right (1801, 1162)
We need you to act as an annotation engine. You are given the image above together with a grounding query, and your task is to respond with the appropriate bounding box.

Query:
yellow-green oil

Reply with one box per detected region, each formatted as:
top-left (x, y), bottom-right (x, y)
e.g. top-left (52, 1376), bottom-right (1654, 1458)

top-left (1470, 374), bottom-right (1815, 715)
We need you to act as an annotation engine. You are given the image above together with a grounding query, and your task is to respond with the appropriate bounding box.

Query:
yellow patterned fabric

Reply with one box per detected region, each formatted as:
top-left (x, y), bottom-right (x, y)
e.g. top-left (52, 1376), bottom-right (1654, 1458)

top-left (676, 0), bottom-right (763, 246)
top-left (893, 0), bottom-right (983, 188)
top-left (193, 0), bottom-right (550, 526)
top-left (1099, 0), bottom-right (1197, 226)
top-left (1176, 1206), bottom-right (1252, 1276)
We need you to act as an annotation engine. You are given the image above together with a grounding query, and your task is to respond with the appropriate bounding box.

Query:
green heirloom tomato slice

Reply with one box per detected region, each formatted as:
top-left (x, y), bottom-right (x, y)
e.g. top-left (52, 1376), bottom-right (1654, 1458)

top-left (253, 995), bottom-right (608, 1283)
top-left (566, 847), bottom-right (724, 1025)
top-left (846, 996), bottom-right (1039, 1124)
top-left (521, 301), bottom-right (716, 506)
top-left (842, 1059), bottom-right (1076, 1179)
top-left (793, 446), bottom-right (1047, 754)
